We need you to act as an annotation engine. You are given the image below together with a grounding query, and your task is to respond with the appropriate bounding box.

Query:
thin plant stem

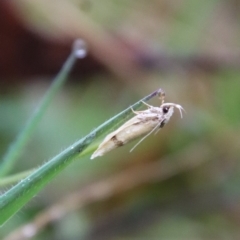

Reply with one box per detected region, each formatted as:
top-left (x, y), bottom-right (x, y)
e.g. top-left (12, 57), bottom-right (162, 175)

top-left (0, 40), bottom-right (87, 177)
top-left (0, 88), bottom-right (161, 225)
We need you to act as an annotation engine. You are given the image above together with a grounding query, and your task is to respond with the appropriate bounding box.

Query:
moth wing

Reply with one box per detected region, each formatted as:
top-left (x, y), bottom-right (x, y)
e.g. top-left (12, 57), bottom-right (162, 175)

top-left (91, 111), bottom-right (162, 159)
top-left (91, 116), bottom-right (142, 159)
top-left (100, 115), bottom-right (142, 144)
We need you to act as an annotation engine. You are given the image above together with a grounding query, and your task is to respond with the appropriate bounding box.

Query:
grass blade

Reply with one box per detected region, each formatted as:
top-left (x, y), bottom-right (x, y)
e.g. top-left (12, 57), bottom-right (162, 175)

top-left (0, 88), bottom-right (161, 225)
top-left (0, 39), bottom-right (87, 177)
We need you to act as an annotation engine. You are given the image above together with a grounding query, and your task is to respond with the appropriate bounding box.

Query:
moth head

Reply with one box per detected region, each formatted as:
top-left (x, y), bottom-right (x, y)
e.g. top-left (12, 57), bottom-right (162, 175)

top-left (157, 90), bottom-right (184, 118)
top-left (161, 103), bottom-right (185, 119)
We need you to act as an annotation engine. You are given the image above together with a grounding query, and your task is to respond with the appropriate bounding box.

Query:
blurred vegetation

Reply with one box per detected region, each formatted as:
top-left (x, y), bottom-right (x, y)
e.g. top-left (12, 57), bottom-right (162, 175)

top-left (1, 0), bottom-right (240, 239)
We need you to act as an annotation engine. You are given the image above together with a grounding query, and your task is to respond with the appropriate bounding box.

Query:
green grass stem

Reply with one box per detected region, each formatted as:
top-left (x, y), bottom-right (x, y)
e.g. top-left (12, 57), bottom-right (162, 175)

top-left (0, 88), bottom-right (161, 225)
top-left (0, 40), bottom-right (86, 177)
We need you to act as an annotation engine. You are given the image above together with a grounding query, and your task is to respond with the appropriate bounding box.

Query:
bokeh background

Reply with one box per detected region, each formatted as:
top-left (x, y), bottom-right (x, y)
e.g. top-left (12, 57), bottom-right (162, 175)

top-left (1, 0), bottom-right (240, 239)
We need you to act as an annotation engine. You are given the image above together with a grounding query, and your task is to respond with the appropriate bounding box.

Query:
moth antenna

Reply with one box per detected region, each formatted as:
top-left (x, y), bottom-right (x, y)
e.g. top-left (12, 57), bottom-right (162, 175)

top-left (130, 122), bottom-right (161, 152)
top-left (175, 104), bottom-right (185, 118)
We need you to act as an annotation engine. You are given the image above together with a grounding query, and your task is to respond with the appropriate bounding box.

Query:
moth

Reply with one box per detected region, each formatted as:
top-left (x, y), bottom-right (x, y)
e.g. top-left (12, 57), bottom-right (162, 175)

top-left (91, 91), bottom-right (184, 159)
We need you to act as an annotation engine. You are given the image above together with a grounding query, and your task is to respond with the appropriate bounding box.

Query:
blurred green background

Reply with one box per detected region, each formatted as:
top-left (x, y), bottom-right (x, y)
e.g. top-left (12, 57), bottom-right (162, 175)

top-left (1, 0), bottom-right (240, 239)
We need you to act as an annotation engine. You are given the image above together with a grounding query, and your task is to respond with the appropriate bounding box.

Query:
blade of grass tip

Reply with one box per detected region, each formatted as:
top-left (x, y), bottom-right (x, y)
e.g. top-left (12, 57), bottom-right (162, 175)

top-left (0, 88), bottom-right (161, 225)
top-left (0, 39), bottom-right (87, 177)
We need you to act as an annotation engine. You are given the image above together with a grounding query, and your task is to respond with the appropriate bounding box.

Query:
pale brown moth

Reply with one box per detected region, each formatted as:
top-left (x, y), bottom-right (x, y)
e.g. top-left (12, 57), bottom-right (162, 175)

top-left (91, 91), bottom-right (184, 159)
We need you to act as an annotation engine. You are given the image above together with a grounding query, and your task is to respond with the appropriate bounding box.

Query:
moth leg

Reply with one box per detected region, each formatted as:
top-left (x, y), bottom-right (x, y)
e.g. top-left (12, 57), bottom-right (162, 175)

top-left (130, 101), bottom-right (152, 115)
top-left (158, 91), bottom-right (165, 104)
top-left (141, 101), bottom-right (152, 108)
top-left (131, 107), bottom-right (139, 115)
top-left (130, 107), bottom-right (145, 115)
top-left (154, 120), bottom-right (165, 135)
